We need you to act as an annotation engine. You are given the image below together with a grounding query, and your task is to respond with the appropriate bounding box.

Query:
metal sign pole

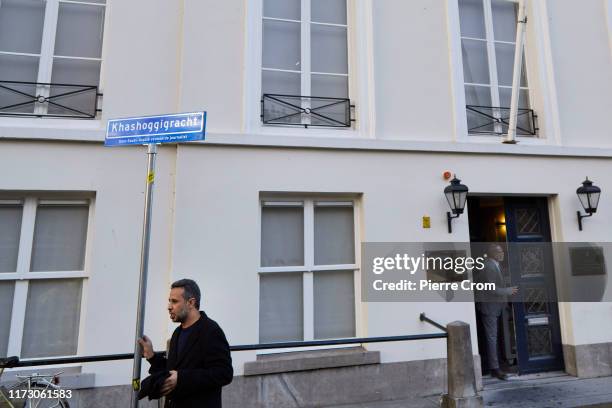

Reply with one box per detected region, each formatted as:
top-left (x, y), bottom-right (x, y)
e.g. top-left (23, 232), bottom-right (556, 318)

top-left (130, 143), bottom-right (158, 408)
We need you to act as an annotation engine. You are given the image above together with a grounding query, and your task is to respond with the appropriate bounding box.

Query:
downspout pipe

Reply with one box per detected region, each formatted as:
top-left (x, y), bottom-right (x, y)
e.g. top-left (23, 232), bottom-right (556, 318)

top-left (504, 0), bottom-right (527, 144)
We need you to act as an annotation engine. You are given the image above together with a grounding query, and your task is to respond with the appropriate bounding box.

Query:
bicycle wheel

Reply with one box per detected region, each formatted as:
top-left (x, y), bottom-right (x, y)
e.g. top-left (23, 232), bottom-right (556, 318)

top-left (1, 384), bottom-right (69, 408)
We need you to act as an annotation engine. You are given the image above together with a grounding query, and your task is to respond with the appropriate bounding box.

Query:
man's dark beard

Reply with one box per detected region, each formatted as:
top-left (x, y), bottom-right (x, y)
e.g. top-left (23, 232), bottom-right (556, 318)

top-left (175, 306), bottom-right (189, 322)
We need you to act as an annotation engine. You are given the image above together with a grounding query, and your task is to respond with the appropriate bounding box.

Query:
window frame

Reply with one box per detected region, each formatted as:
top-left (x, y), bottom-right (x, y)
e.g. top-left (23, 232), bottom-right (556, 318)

top-left (447, 0), bottom-right (560, 143)
top-left (0, 0), bottom-right (107, 118)
top-left (257, 197), bottom-right (362, 349)
top-left (244, 0), bottom-right (375, 138)
top-left (0, 196), bottom-right (93, 360)
top-left (261, 1), bottom-right (349, 101)
top-left (460, 0), bottom-right (531, 135)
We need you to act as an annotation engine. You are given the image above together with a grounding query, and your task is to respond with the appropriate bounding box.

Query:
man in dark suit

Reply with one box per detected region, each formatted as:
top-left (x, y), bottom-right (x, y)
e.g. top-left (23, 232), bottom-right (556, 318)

top-left (138, 279), bottom-right (233, 407)
top-left (475, 244), bottom-right (518, 380)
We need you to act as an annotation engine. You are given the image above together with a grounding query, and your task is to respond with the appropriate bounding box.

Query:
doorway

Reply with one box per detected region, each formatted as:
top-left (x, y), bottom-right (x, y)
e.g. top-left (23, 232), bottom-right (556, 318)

top-left (468, 196), bottom-right (564, 376)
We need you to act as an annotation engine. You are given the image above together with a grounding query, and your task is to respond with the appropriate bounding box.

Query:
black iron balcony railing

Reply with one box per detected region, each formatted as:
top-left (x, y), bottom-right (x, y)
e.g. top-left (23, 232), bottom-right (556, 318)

top-left (262, 94), bottom-right (355, 128)
top-left (0, 80), bottom-right (101, 119)
top-left (466, 105), bottom-right (538, 136)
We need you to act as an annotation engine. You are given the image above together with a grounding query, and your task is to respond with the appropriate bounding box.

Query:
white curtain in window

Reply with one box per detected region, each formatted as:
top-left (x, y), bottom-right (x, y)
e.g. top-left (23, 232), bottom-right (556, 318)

top-left (461, 40), bottom-right (489, 85)
top-left (311, 25), bottom-right (347, 74)
top-left (48, 57), bottom-right (101, 116)
top-left (314, 270), bottom-right (355, 339)
top-left (491, 0), bottom-right (517, 42)
top-left (264, 0), bottom-right (300, 20)
top-left (30, 205), bottom-right (89, 272)
top-left (261, 206), bottom-right (304, 267)
top-left (458, 0), bottom-right (486, 39)
top-left (311, 0), bottom-right (346, 25)
top-left (54, 2), bottom-right (105, 59)
top-left (0, 282), bottom-right (14, 357)
top-left (263, 20), bottom-right (301, 71)
top-left (0, 0), bottom-right (45, 54)
top-left (49, 2), bottom-right (104, 116)
top-left (465, 85), bottom-right (495, 132)
top-left (495, 43), bottom-right (527, 87)
top-left (0, 205), bottom-right (22, 273)
top-left (21, 279), bottom-right (82, 358)
top-left (0, 0), bottom-right (44, 112)
top-left (259, 273), bottom-right (303, 342)
top-left (314, 205), bottom-right (354, 265)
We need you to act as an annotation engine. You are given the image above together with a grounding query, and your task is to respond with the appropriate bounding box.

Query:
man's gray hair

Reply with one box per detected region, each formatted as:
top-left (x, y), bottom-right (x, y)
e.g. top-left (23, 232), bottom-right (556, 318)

top-left (171, 279), bottom-right (201, 309)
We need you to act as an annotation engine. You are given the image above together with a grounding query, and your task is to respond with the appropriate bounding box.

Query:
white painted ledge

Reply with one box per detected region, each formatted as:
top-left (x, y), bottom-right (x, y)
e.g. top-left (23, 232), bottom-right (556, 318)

top-left (2, 124), bottom-right (612, 159)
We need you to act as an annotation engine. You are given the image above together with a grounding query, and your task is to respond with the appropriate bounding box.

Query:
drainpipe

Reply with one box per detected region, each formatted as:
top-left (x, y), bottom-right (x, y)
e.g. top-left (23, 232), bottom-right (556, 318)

top-left (503, 0), bottom-right (527, 144)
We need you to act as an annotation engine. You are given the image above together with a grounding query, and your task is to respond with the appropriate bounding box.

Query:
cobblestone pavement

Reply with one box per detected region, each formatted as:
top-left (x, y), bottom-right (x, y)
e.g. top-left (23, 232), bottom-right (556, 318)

top-left (326, 372), bottom-right (612, 408)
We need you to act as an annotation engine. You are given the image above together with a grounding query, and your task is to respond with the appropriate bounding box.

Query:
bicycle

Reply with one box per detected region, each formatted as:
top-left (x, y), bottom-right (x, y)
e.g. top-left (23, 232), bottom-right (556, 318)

top-left (0, 356), bottom-right (70, 408)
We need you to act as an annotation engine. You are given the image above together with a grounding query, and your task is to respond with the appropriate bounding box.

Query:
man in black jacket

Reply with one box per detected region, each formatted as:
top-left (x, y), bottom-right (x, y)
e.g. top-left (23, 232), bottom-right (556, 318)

top-left (138, 279), bottom-right (233, 407)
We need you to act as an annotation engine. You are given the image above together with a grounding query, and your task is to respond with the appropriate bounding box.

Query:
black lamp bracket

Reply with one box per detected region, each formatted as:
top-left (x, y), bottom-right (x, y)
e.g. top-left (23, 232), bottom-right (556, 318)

top-left (447, 211), bottom-right (460, 234)
top-left (577, 210), bottom-right (593, 231)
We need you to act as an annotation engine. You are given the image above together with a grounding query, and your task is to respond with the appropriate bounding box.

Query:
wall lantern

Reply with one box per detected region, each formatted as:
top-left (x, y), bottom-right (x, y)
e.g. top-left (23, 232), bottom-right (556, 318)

top-left (576, 177), bottom-right (601, 231)
top-left (444, 176), bottom-right (469, 233)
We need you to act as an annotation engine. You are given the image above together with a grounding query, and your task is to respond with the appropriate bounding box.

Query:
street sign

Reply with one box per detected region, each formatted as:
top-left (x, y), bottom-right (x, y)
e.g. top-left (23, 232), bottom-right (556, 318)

top-left (105, 111), bottom-right (206, 146)
top-left (104, 111), bottom-right (206, 407)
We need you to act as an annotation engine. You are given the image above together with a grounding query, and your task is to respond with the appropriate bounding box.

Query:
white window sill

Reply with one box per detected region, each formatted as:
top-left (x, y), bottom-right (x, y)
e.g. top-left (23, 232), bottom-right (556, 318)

top-left (3, 124), bottom-right (612, 159)
top-left (0, 117), bottom-right (104, 142)
top-left (461, 134), bottom-right (550, 146)
top-left (250, 123), bottom-right (362, 139)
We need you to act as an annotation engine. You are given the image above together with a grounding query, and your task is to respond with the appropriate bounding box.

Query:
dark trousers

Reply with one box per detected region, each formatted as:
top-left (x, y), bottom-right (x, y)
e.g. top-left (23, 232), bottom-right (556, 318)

top-left (481, 312), bottom-right (502, 370)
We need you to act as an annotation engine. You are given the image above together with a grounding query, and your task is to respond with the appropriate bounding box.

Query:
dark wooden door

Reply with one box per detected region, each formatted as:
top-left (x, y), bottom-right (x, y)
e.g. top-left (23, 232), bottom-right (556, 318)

top-left (504, 197), bottom-right (564, 374)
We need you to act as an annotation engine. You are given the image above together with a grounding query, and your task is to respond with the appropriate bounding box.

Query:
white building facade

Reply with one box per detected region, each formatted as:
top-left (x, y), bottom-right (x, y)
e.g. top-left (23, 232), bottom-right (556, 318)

top-left (1, 0), bottom-right (612, 405)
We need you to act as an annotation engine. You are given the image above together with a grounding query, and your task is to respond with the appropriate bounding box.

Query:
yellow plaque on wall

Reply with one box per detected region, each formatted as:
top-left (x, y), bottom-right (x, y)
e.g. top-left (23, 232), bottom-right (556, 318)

top-left (422, 216), bottom-right (431, 229)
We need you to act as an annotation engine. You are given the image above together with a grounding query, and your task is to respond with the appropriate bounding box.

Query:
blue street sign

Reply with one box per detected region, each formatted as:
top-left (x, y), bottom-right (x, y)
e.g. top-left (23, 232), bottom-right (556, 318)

top-left (105, 112), bottom-right (206, 146)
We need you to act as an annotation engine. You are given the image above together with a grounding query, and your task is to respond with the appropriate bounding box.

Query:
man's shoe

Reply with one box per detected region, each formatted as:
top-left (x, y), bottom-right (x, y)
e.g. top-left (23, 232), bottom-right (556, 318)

top-left (490, 369), bottom-right (508, 380)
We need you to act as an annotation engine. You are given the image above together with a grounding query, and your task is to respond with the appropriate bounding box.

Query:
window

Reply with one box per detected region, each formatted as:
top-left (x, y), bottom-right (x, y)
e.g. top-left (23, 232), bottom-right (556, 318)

top-left (0, 198), bottom-right (90, 358)
top-left (0, 0), bottom-right (105, 118)
top-left (458, 0), bottom-right (533, 135)
top-left (261, 0), bottom-right (352, 127)
top-left (259, 199), bottom-right (357, 343)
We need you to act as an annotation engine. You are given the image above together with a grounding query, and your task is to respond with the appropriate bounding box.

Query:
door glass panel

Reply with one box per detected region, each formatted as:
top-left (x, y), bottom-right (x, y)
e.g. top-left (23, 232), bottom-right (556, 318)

top-left (527, 326), bottom-right (553, 357)
top-left (518, 246), bottom-right (545, 277)
top-left (524, 287), bottom-right (549, 314)
top-left (514, 208), bottom-right (541, 234)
